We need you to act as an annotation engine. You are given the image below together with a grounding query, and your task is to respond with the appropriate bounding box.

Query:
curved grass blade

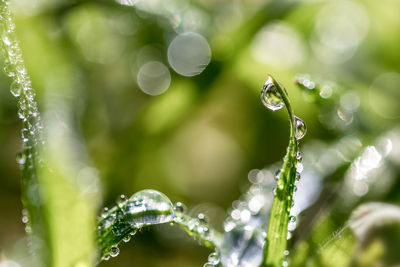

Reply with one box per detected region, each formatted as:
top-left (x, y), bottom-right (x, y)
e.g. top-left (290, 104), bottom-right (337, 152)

top-left (97, 189), bottom-right (222, 261)
top-left (261, 75), bottom-right (304, 267)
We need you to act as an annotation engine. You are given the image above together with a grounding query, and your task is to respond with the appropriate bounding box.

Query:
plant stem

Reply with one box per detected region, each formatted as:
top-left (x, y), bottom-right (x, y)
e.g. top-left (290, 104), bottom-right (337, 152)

top-left (262, 75), bottom-right (299, 267)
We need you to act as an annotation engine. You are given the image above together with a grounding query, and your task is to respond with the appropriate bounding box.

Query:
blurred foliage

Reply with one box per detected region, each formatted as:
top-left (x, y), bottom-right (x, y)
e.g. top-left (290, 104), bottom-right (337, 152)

top-left (1, 0), bottom-right (400, 266)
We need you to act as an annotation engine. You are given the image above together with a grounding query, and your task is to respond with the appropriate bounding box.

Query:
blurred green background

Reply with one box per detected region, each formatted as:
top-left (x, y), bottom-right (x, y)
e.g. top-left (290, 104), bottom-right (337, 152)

top-left (1, 0), bottom-right (400, 266)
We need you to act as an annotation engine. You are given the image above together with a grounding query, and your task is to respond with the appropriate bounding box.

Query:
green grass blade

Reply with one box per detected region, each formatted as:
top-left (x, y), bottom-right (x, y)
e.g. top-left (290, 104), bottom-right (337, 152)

top-left (0, 2), bottom-right (49, 265)
top-left (262, 75), bottom-right (301, 267)
top-left (1, 3), bottom-right (100, 265)
top-left (97, 190), bottom-right (222, 261)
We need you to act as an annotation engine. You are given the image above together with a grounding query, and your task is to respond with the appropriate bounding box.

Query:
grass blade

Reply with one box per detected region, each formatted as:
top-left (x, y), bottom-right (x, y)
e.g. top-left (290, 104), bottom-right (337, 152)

top-left (262, 75), bottom-right (302, 267)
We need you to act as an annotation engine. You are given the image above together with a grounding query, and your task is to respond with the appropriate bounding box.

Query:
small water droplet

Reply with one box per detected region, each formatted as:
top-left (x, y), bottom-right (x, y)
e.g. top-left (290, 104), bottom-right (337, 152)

top-left (289, 216), bottom-right (296, 223)
top-left (274, 169), bottom-right (281, 181)
top-left (10, 81), bottom-right (21, 97)
top-left (208, 252), bottom-right (220, 265)
top-left (295, 152), bottom-right (302, 162)
top-left (130, 229), bottom-right (138, 236)
top-left (261, 77), bottom-right (285, 111)
top-left (224, 218), bottom-right (236, 232)
top-left (173, 202), bottom-right (187, 215)
top-left (101, 207), bottom-right (109, 218)
top-left (287, 231), bottom-right (292, 240)
top-left (296, 163), bottom-right (303, 173)
top-left (295, 172), bottom-right (300, 181)
top-left (16, 152), bottom-right (26, 164)
top-left (22, 215), bottom-right (28, 223)
top-left (197, 213), bottom-right (208, 224)
top-left (203, 263), bottom-right (214, 267)
top-left (109, 246), bottom-right (120, 257)
top-left (123, 235), bottom-right (131, 243)
top-left (273, 187), bottom-right (277, 195)
top-left (294, 116), bottom-right (306, 140)
top-left (293, 185), bottom-right (297, 192)
top-left (117, 194), bottom-right (127, 208)
top-left (284, 250), bottom-right (289, 256)
top-left (104, 254), bottom-right (110, 261)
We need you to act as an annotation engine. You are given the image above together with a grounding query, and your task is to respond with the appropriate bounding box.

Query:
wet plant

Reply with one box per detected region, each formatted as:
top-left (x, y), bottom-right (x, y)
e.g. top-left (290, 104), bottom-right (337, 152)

top-left (2, 1), bottom-right (400, 267)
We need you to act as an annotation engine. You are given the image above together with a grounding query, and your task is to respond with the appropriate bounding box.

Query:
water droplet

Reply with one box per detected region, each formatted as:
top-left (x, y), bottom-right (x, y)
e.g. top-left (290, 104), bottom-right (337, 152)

top-left (22, 215), bottom-right (28, 223)
top-left (208, 252), bottom-right (220, 265)
top-left (197, 213), bottom-right (208, 224)
top-left (295, 152), bottom-right (302, 162)
top-left (273, 187), bottom-right (277, 195)
top-left (203, 263), bottom-right (214, 267)
top-left (122, 235), bottom-right (131, 243)
top-left (294, 116), bottom-right (306, 140)
top-left (124, 189), bottom-right (174, 228)
top-left (10, 81), bottom-right (21, 97)
top-left (101, 207), bottom-right (109, 218)
top-left (173, 202), bottom-right (187, 215)
top-left (16, 152), bottom-right (26, 164)
top-left (104, 254), bottom-right (110, 261)
top-left (293, 185), bottom-right (297, 192)
top-left (296, 163), bottom-right (304, 173)
top-left (287, 231), bottom-right (292, 240)
top-left (261, 77), bottom-right (285, 111)
top-left (4, 64), bottom-right (15, 77)
top-left (224, 218), bottom-right (236, 232)
top-left (17, 109), bottom-right (25, 120)
top-left (130, 229), bottom-right (138, 236)
top-left (295, 172), bottom-right (301, 181)
top-left (25, 225), bottom-right (32, 233)
top-left (284, 250), bottom-right (289, 256)
top-left (117, 194), bottom-right (127, 208)
top-left (275, 169), bottom-right (281, 181)
top-left (109, 246), bottom-right (120, 257)
top-left (289, 216), bottom-right (296, 223)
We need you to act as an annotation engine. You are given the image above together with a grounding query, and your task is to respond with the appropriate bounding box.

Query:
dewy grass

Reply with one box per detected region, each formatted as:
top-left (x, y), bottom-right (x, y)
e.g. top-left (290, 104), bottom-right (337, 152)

top-left (260, 75), bottom-right (305, 267)
top-left (0, 1), bottom-right (48, 265)
top-left (4, 1), bottom-right (400, 266)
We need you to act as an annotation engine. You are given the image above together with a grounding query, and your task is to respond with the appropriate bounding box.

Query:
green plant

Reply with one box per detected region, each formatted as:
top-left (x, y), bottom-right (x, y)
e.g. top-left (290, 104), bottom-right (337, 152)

top-left (2, 0), bottom-right (400, 267)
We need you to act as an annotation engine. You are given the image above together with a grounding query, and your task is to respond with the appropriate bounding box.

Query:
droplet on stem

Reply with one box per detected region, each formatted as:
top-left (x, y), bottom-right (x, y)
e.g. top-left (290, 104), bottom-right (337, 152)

top-left (294, 116), bottom-right (306, 140)
top-left (10, 81), bottom-right (21, 97)
top-left (109, 246), bottom-right (120, 257)
top-left (208, 252), bottom-right (220, 264)
top-left (261, 77), bottom-right (285, 111)
top-left (16, 152), bottom-right (26, 164)
top-left (173, 202), bottom-right (187, 215)
top-left (274, 169), bottom-right (281, 181)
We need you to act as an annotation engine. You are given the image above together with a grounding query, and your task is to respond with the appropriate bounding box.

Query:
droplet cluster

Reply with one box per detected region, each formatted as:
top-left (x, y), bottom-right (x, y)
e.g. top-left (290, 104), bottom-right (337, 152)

top-left (0, 0), bottom-right (44, 234)
top-left (203, 251), bottom-right (220, 267)
top-left (98, 190), bottom-right (218, 261)
top-left (98, 190), bottom-right (174, 261)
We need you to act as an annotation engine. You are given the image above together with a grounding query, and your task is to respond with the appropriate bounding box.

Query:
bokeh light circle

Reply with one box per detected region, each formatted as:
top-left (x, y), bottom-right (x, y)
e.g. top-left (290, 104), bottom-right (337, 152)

top-left (137, 61), bottom-right (171, 96)
top-left (167, 32), bottom-right (211, 77)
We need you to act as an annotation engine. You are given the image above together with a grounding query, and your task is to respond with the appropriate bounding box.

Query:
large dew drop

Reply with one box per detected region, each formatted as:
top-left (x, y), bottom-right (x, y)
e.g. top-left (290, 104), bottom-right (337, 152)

top-left (261, 77), bottom-right (285, 111)
top-left (124, 189), bottom-right (174, 228)
top-left (294, 116), bottom-right (307, 140)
